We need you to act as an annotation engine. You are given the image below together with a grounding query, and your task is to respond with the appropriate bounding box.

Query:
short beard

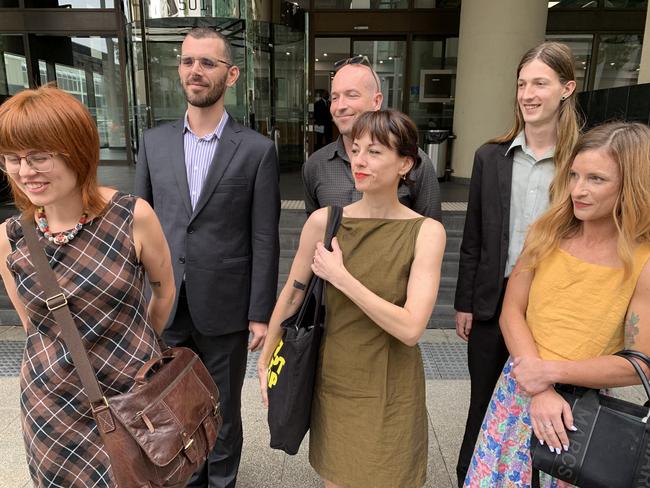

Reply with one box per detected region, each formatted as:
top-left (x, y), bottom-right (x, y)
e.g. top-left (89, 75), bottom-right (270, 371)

top-left (182, 75), bottom-right (227, 108)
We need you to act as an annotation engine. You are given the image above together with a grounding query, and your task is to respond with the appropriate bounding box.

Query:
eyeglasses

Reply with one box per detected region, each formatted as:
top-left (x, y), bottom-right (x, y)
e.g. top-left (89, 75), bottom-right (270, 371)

top-left (0, 152), bottom-right (57, 174)
top-left (179, 56), bottom-right (233, 70)
top-left (333, 55), bottom-right (381, 91)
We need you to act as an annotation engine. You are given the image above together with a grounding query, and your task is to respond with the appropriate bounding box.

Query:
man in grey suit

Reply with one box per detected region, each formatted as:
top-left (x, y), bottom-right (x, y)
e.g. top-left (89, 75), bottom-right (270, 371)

top-left (135, 27), bottom-right (280, 488)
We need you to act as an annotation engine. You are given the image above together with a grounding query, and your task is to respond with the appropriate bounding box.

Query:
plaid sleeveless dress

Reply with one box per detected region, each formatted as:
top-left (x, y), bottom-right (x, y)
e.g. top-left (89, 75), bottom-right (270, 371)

top-left (6, 192), bottom-right (161, 487)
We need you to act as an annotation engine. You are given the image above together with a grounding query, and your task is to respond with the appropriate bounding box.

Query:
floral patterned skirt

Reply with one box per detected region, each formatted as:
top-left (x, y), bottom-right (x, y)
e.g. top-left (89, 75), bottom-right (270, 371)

top-left (463, 362), bottom-right (576, 488)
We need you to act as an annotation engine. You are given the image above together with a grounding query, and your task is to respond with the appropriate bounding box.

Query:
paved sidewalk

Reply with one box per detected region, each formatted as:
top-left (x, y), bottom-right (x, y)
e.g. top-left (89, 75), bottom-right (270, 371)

top-left (0, 327), bottom-right (470, 488)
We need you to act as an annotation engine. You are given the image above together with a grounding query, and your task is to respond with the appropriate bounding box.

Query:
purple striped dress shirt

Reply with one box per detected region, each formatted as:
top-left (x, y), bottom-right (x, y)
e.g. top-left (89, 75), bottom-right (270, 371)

top-left (183, 111), bottom-right (229, 210)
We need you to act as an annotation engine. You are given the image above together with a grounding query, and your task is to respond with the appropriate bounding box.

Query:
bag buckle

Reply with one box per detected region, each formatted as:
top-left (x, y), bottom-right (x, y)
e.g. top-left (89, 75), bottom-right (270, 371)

top-left (181, 431), bottom-right (194, 450)
top-left (45, 293), bottom-right (68, 311)
top-left (90, 396), bottom-right (109, 413)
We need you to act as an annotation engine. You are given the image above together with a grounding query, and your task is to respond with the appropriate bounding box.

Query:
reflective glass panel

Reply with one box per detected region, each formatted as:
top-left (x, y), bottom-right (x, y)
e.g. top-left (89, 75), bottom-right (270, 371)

top-left (408, 37), bottom-right (456, 135)
top-left (352, 39), bottom-right (406, 110)
top-left (1, 36), bottom-right (28, 99)
top-left (594, 34), bottom-right (643, 89)
top-left (24, 0), bottom-right (114, 7)
top-left (0, 1), bottom-right (20, 6)
top-left (274, 24), bottom-right (306, 169)
top-left (604, 0), bottom-right (647, 7)
top-left (545, 34), bottom-right (593, 91)
top-left (32, 36), bottom-right (126, 161)
top-left (249, 21), bottom-right (272, 137)
top-left (547, 0), bottom-right (597, 7)
top-left (313, 0), bottom-right (408, 9)
top-left (314, 37), bottom-right (349, 147)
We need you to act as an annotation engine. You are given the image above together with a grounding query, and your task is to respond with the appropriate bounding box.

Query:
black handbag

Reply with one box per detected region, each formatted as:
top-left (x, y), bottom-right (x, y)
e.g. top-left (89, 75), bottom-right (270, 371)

top-left (531, 350), bottom-right (650, 488)
top-left (267, 205), bottom-right (342, 455)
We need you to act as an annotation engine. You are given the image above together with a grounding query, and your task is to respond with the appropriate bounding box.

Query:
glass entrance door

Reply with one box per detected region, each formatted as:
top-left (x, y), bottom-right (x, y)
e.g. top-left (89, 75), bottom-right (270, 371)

top-left (32, 35), bottom-right (128, 163)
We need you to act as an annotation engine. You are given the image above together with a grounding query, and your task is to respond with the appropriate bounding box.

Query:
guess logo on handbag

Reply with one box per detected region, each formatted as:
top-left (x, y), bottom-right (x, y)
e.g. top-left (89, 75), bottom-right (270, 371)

top-left (268, 340), bottom-right (286, 388)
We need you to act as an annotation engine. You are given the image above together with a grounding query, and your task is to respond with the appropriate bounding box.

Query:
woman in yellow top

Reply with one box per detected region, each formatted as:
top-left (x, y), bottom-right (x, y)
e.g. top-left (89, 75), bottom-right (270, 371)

top-left (465, 121), bottom-right (650, 487)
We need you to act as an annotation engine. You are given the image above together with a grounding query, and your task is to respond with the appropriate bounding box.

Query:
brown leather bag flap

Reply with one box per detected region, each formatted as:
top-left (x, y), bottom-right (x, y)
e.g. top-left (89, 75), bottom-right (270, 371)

top-left (107, 347), bottom-right (220, 467)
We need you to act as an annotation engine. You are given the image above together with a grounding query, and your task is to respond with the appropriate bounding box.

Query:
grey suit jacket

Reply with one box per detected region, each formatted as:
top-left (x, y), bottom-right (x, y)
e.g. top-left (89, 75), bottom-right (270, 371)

top-left (135, 115), bottom-right (280, 336)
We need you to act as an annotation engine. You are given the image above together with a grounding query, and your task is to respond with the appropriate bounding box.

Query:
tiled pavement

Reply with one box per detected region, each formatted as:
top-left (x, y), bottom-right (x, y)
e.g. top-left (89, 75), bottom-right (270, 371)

top-left (0, 327), bottom-right (471, 488)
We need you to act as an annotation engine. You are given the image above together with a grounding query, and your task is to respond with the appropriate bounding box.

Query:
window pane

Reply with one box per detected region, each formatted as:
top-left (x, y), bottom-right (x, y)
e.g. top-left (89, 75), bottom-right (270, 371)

top-left (604, 0), bottom-right (647, 7)
top-left (2, 53), bottom-right (29, 97)
top-left (548, 0), bottom-right (597, 8)
top-left (24, 0), bottom-right (114, 7)
top-left (274, 25), bottom-right (306, 169)
top-left (408, 37), bottom-right (456, 133)
top-left (352, 40), bottom-right (406, 110)
top-left (545, 34), bottom-right (593, 91)
top-left (313, 0), bottom-right (408, 9)
top-left (32, 36), bottom-right (126, 161)
top-left (594, 34), bottom-right (643, 89)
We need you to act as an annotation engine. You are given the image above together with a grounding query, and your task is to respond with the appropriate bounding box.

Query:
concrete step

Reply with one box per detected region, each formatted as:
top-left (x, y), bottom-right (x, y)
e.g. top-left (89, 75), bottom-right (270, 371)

top-left (428, 303), bottom-right (456, 329)
top-left (441, 211), bottom-right (466, 230)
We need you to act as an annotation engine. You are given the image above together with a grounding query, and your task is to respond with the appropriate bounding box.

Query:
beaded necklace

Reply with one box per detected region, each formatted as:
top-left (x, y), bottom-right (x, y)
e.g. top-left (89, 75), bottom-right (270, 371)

top-left (36, 207), bottom-right (90, 245)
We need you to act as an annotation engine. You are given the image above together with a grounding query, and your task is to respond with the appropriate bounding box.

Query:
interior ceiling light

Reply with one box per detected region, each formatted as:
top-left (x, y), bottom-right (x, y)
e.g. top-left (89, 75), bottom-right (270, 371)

top-left (323, 53), bottom-right (328, 57)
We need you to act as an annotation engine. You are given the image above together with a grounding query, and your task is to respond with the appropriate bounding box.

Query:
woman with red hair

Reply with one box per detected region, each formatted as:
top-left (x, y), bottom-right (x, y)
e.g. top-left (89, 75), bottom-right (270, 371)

top-left (0, 86), bottom-right (175, 486)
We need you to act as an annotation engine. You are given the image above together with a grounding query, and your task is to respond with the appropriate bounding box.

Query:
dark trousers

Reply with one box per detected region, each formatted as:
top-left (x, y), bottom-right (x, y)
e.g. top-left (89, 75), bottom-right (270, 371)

top-left (163, 285), bottom-right (249, 488)
top-left (455, 280), bottom-right (510, 487)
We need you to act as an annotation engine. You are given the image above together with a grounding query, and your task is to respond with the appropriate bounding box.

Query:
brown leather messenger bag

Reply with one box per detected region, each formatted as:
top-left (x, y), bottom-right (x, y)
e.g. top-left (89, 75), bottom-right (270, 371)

top-left (21, 213), bottom-right (222, 488)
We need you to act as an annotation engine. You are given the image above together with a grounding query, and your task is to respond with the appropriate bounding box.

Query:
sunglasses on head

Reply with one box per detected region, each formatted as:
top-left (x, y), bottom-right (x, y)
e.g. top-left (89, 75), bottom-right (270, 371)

top-left (333, 55), bottom-right (381, 91)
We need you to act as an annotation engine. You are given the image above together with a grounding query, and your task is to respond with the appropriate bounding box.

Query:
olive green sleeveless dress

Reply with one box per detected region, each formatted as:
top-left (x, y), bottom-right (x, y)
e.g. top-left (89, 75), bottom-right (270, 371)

top-left (309, 217), bottom-right (428, 488)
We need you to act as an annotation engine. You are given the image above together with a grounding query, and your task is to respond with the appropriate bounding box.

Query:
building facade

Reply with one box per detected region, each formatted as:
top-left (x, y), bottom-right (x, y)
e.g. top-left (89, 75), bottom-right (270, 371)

top-left (0, 0), bottom-right (648, 180)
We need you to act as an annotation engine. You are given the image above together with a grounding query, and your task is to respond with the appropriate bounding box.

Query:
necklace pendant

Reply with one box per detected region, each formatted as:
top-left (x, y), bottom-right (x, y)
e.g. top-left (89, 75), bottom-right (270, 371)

top-left (54, 234), bottom-right (68, 245)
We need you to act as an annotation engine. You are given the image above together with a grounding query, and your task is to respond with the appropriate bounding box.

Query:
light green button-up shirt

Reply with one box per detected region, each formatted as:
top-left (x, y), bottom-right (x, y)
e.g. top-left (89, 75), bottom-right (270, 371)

top-left (505, 131), bottom-right (555, 277)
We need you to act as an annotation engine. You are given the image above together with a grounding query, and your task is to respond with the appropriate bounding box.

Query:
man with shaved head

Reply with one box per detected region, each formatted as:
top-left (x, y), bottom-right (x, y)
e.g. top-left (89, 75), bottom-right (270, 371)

top-left (303, 59), bottom-right (442, 221)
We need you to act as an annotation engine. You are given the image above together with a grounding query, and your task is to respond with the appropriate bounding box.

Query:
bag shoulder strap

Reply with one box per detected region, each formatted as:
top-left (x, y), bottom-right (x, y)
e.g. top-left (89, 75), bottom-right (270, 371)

top-left (293, 206), bottom-right (343, 327)
top-left (323, 205), bottom-right (342, 250)
top-left (20, 213), bottom-right (105, 404)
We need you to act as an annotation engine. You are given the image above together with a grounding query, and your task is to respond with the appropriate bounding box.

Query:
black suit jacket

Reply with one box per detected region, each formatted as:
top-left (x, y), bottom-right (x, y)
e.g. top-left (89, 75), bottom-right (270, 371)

top-left (135, 115), bottom-right (281, 336)
top-left (454, 141), bottom-right (514, 321)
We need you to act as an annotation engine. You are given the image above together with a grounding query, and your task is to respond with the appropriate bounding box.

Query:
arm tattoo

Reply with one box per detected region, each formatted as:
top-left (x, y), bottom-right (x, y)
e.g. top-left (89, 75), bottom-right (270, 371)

top-left (293, 280), bottom-right (306, 291)
top-left (149, 281), bottom-right (162, 288)
top-left (624, 311), bottom-right (640, 348)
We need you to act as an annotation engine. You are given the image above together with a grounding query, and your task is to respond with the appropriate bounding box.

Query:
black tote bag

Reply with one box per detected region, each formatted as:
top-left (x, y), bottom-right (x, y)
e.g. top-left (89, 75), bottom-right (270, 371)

top-left (531, 350), bottom-right (650, 488)
top-left (267, 205), bottom-right (342, 455)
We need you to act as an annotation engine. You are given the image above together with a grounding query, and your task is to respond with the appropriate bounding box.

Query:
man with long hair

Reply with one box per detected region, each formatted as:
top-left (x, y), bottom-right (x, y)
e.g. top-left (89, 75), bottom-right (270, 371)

top-left (454, 42), bottom-right (581, 486)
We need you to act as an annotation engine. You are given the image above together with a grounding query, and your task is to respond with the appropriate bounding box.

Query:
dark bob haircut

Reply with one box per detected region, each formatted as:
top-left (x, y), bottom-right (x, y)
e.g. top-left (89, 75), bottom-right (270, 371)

top-left (350, 109), bottom-right (422, 186)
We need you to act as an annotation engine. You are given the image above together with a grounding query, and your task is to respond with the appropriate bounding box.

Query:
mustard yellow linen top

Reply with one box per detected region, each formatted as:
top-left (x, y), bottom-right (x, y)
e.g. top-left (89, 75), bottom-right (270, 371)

top-left (527, 243), bottom-right (650, 361)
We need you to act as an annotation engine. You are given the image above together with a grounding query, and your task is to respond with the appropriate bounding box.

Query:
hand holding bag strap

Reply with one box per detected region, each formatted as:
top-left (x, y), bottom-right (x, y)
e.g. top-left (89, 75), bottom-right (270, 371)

top-left (20, 213), bottom-right (105, 405)
top-left (312, 205), bottom-right (343, 326)
top-left (294, 205), bottom-right (343, 328)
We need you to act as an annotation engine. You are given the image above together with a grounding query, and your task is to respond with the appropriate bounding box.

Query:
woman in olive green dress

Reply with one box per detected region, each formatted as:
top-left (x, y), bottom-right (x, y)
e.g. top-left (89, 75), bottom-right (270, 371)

top-left (258, 109), bottom-right (446, 488)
